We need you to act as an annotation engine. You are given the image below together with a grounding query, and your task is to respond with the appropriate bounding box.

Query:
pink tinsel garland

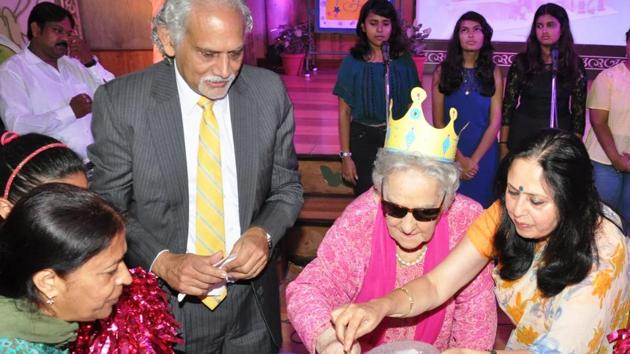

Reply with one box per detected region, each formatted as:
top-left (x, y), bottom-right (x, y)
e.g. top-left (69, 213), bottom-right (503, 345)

top-left (71, 267), bottom-right (183, 353)
top-left (608, 328), bottom-right (630, 354)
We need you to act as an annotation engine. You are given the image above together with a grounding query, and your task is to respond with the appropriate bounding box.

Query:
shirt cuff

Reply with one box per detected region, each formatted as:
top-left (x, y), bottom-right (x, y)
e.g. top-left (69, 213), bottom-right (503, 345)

top-left (87, 62), bottom-right (114, 83)
top-left (58, 105), bottom-right (78, 124)
top-left (149, 249), bottom-right (170, 273)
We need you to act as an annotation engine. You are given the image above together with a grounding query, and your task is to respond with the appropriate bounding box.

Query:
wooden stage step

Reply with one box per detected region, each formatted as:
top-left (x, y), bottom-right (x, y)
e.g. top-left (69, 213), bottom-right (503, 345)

top-left (284, 154), bottom-right (355, 267)
top-left (297, 154), bottom-right (353, 195)
top-left (298, 195), bottom-right (354, 224)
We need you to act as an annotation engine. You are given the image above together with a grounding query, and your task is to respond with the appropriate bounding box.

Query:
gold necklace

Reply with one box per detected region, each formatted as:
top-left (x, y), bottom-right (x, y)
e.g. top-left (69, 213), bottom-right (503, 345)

top-left (396, 246), bottom-right (427, 267)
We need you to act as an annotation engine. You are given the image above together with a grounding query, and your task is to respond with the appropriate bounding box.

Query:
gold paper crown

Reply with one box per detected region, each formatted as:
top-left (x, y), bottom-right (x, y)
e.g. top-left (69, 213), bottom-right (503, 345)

top-left (384, 87), bottom-right (460, 162)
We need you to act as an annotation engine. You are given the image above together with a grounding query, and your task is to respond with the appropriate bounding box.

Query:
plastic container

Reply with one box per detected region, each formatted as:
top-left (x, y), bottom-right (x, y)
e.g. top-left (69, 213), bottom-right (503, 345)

top-left (365, 340), bottom-right (439, 354)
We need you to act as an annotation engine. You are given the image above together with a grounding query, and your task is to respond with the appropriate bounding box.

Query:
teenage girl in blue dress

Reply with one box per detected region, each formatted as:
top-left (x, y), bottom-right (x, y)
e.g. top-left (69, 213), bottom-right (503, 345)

top-left (432, 11), bottom-right (502, 207)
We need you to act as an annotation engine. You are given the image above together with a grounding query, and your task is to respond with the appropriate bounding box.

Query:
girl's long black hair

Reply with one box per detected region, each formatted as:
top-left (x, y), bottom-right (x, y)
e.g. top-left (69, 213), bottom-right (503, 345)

top-left (350, 0), bottom-right (407, 60)
top-left (438, 11), bottom-right (496, 97)
top-left (518, 3), bottom-right (582, 85)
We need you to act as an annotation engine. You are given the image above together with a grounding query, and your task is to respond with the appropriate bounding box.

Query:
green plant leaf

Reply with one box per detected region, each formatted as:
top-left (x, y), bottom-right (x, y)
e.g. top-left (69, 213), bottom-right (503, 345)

top-left (320, 165), bottom-right (342, 187)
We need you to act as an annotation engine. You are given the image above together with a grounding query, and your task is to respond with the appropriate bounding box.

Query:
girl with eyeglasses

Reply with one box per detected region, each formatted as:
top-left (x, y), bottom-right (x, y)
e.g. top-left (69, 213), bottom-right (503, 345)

top-left (286, 147), bottom-right (496, 353)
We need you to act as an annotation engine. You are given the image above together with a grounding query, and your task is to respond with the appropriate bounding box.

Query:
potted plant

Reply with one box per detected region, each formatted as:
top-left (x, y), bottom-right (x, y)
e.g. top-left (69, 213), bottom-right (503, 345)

top-left (272, 23), bottom-right (309, 76)
top-left (403, 21), bottom-right (431, 75)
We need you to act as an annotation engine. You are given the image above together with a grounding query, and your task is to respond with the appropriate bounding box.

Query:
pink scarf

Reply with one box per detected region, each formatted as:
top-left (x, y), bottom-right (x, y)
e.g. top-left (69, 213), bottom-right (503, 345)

top-left (354, 202), bottom-right (449, 351)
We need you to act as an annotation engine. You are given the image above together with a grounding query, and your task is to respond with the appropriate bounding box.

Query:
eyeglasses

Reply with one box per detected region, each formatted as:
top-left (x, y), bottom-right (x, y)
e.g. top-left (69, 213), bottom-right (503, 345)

top-left (381, 193), bottom-right (445, 222)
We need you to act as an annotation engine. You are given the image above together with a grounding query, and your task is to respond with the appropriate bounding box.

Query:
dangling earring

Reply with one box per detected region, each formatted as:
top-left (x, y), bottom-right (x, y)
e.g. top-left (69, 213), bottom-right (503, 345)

top-left (46, 296), bottom-right (55, 305)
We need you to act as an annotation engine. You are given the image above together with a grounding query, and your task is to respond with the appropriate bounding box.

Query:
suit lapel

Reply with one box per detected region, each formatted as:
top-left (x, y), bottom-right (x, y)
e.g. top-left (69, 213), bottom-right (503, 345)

top-left (144, 64), bottom-right (257, 235)
top-left (230, 68), bottom-right (257, 227)
top-left (148, 62), bottom-right (189, 206)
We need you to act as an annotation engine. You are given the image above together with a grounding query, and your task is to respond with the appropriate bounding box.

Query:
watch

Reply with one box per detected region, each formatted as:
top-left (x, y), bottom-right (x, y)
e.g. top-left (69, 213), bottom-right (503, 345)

top-left (84, 57), bottom-right (97, 68)
top-left (265, 232), bottom-right (273, 249)
top-left (339, 151), bottom-right (352, 158)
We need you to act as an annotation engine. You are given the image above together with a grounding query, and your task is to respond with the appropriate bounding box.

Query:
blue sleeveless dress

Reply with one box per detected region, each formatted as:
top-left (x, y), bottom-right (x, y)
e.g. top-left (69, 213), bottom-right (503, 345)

top-left (443, 68), bottom-right (499, 208)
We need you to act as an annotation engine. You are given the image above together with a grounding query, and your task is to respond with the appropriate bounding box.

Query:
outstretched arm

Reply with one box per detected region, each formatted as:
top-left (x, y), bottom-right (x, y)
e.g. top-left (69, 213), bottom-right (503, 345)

top-left (331, 236), bottom-right (490, 351)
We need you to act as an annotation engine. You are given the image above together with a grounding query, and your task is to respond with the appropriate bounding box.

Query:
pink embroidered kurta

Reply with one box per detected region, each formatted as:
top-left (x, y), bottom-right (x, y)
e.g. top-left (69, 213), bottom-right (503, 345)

top-left (286, 190), bottom-right (497, 353)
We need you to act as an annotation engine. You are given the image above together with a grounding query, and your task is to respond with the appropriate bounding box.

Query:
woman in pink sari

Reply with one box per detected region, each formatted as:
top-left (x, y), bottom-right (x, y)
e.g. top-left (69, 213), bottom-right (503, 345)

top-left (286, 147), bottom-right (496, 353)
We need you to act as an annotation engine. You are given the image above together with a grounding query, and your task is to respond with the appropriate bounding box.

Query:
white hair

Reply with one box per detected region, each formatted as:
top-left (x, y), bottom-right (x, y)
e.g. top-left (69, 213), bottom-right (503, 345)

top-left (152, 0), bottom-right (253, 58)
top-left (372, 149), bottom-right (461, 210)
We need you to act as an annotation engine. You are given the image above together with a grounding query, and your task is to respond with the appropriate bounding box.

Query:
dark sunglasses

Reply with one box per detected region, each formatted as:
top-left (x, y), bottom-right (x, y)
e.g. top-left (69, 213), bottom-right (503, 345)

top-left (381, 193), bottom-right (445, 222)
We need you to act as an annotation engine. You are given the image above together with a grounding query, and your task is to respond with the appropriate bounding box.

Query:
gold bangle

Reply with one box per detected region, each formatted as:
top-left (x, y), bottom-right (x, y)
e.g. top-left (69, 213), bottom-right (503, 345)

top-left (397, 286), bottom-right (414, 317)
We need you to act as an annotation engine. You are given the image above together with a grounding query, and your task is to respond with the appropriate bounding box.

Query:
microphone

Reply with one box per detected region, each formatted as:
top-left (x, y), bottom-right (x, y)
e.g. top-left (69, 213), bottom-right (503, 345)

top-left (382, 42), bottom-right (390, 64)
top-left (551, 46), bottom-right (559, 75)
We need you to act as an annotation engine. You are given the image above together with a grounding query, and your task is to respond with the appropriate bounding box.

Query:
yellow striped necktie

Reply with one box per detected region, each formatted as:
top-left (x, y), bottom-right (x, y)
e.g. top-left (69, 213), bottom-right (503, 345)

top-left (196, 97), bottom-right (227, 310)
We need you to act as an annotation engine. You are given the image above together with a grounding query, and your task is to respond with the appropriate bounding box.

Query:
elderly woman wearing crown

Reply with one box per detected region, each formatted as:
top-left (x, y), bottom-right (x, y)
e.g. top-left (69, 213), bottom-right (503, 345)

top-left (286, 88), bottom-right (496, 353)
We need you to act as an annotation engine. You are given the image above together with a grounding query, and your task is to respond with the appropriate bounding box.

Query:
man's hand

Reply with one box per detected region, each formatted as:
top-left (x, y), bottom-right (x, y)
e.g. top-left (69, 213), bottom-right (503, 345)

top-left (152, 251), bottom-right (226, 296)
top-left (224, 226), bottom-right (269, 280)
top-left (68, 35), bottom-right (94, 65)
top-left (70, 93), bottom-right (92, 118)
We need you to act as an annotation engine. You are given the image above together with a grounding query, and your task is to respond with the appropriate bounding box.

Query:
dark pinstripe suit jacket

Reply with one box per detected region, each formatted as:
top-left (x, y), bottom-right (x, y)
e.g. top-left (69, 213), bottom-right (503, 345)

top-left (88, 60), bottom-right (303, 346)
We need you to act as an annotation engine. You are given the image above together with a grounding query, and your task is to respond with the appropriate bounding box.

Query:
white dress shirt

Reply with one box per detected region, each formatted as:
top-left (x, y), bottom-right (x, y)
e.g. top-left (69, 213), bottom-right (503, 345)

top-left (0, 48), bottom-right (114, 160)
top-left (174, 61), bottom-right (242, 258)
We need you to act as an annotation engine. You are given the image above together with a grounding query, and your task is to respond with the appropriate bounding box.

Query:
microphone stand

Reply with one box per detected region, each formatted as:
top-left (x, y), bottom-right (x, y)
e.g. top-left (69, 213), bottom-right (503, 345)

top-left (384, 60), bottom-right (391, 123)
top-left (550, 74), bottom-right (558, 128)
top-left (549, 47), bottom-right (559, 128)
top-left (383, 43), bottom-right (391, 125)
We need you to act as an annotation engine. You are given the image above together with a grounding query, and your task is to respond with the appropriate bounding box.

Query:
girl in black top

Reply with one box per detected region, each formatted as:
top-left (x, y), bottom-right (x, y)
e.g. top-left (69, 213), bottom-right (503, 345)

top-left (500, 3), bottom-right (586, 157)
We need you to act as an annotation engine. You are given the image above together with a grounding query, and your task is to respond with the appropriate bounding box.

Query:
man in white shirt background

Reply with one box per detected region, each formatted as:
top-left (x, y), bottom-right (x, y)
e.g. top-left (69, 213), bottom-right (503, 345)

top-left (0, 1), bottom-right (114, 161)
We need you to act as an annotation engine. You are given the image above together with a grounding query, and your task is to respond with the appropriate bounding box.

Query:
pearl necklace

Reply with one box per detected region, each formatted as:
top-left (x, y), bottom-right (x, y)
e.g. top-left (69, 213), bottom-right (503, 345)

top-left (396, 246), bottom-right (427, 267)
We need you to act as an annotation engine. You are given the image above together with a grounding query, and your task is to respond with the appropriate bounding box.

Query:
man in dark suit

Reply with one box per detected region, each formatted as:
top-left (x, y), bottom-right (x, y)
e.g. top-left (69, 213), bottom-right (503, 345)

top-left (88, 0), bottom-right (303, 352)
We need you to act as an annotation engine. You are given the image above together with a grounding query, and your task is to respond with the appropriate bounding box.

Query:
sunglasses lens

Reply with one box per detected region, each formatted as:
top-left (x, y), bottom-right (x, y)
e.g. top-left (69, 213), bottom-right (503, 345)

top-left (382, 200), bottom-right (441, 222)
top-left (382, 201), bottom-right (407, 218)
top-left (412, 208), bottom-right (440, 222)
